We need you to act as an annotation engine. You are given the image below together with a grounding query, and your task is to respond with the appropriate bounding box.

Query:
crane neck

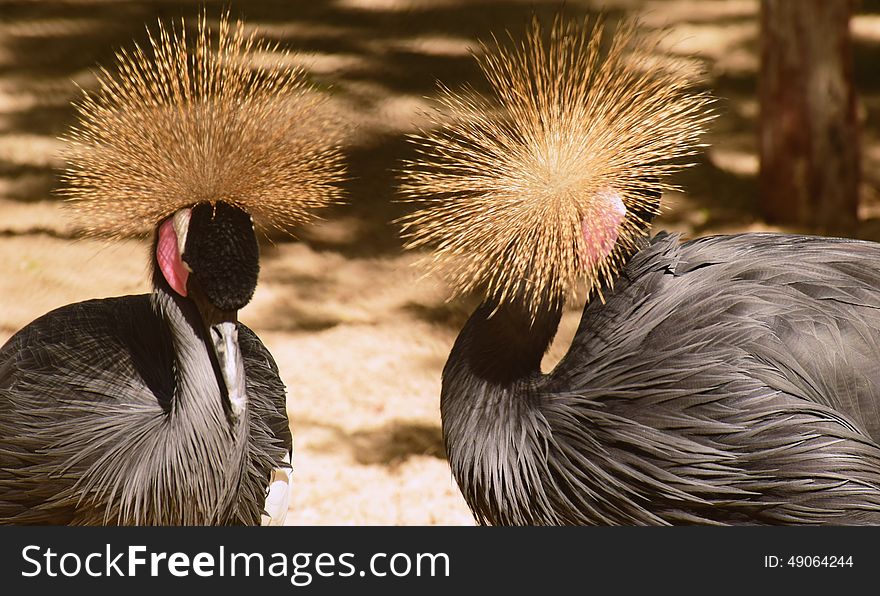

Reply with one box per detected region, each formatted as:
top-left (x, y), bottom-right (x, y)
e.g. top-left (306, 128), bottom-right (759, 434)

top-left (151, 285), bottom-right (240, 431)
top-left (440, 294), bottom-right (564, 525)
top-left (449, 295), bottom-right (564, 388)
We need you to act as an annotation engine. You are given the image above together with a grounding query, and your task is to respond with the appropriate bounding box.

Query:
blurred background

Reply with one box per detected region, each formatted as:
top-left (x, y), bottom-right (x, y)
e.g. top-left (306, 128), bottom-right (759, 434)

top-left (1, 0), bottom-right (878, 524)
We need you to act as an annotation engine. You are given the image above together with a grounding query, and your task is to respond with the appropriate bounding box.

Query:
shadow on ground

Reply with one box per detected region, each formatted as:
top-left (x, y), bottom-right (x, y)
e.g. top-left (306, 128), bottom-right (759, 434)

top-left (297, 417), bottom-right (446, 466)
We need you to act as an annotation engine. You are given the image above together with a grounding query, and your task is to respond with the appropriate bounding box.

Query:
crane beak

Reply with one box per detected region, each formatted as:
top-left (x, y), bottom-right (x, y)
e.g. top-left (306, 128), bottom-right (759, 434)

top-left (209, 318), bottom-right (247, 419)
top-left (186, 273), bottom-right (247, 418)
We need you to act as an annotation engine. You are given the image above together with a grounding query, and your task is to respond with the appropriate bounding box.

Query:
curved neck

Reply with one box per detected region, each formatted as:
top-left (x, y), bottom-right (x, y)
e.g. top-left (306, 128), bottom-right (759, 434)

top-left (440, 296), bottom-right (564, 525)
top-left (446, 296), bottom-right (564, 388)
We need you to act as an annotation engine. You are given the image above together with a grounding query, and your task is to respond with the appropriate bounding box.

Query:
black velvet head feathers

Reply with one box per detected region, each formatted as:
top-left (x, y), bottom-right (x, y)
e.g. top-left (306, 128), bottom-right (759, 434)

top-left (184, 202), bottom-right (260, 311)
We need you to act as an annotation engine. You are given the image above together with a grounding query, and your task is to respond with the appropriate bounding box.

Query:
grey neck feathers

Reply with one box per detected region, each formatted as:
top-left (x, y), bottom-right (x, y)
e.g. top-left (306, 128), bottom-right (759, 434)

top-left (152, 287), bottom-right (246, 427)
top-left (440, 298), bottom-right (566, 524)
top-left (91, 288), bottom-right (250, 524)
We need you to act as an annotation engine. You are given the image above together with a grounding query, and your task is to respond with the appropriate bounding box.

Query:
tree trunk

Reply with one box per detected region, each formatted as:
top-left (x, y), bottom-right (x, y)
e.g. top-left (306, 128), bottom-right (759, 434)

top-left (759, 0), bottom-right (860, 235)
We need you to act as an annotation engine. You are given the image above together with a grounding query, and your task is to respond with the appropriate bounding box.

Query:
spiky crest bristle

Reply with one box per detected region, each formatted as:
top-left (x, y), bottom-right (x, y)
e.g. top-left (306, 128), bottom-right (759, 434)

top-left (60, 11), bottom-right (346, 238)
top-left (398, 15), bottom-right (714, 316)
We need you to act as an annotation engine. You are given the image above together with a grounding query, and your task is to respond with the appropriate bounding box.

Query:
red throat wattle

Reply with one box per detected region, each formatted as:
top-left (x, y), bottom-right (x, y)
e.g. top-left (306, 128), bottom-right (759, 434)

top-left (157, 217), bottom-right (189, 296)
top-left (581, 189), bottom-right (627, 269)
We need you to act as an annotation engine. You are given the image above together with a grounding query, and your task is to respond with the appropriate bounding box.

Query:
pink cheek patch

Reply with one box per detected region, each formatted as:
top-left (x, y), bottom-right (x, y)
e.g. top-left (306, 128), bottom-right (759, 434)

top-left (157, 218), bottom-right (189, 297)
top-left (581, 189), bottom-right (627, 269)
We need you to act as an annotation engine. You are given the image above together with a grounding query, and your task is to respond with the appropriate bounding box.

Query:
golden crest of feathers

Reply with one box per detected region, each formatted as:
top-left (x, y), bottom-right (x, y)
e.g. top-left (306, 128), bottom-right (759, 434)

top-left (399, 16), bottom-right (714, 313)
top-left (61, 13), bottom-right (346, 237)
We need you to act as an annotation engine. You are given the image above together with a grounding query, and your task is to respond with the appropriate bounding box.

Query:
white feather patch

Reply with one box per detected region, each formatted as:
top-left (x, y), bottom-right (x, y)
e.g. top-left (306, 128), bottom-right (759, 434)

top-left (261, 451), bottom-right (292, 526)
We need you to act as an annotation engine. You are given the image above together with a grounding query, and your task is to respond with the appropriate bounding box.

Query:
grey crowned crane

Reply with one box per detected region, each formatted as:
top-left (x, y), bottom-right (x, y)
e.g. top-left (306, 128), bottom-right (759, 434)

top-left (0, 14), bottom-right (345, 525)
top-left (399, 16), bottom-right (880, 525)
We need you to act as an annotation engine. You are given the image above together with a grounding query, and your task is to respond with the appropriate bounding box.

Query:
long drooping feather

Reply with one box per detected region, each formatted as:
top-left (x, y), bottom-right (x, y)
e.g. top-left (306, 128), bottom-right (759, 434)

top-left (61, 12), bottom-right (346, 237)
top-left (399, 16), bottom-right (713, 314)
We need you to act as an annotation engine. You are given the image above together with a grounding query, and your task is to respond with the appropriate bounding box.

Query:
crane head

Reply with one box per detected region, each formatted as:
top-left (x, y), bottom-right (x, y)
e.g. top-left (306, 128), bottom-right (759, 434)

top-left (398, 15), bottom-right (713, 317)
top-left (156, 201), bottom-right (258, 417)
top-left (157, 201), bottom-right (259, 310)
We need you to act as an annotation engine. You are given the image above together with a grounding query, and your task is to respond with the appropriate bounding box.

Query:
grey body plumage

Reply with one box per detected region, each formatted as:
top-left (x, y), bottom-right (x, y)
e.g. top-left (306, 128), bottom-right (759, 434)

top-left (0, 287), bottom-right (290, 525)
top-left (443, 232), bottom-right (880, 525)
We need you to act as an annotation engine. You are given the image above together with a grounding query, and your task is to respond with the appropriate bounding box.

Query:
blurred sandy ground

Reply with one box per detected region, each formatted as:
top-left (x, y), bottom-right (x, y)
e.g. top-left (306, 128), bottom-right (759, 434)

top-left (1, 0), bottom-right (880, 525)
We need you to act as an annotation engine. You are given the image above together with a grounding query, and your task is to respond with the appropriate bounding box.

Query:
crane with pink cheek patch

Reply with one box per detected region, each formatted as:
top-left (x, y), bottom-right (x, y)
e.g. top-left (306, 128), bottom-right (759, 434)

top-left (0, 13), bottom-right (344, 525)
top-left (400, 15), bottom-right (880, 525)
